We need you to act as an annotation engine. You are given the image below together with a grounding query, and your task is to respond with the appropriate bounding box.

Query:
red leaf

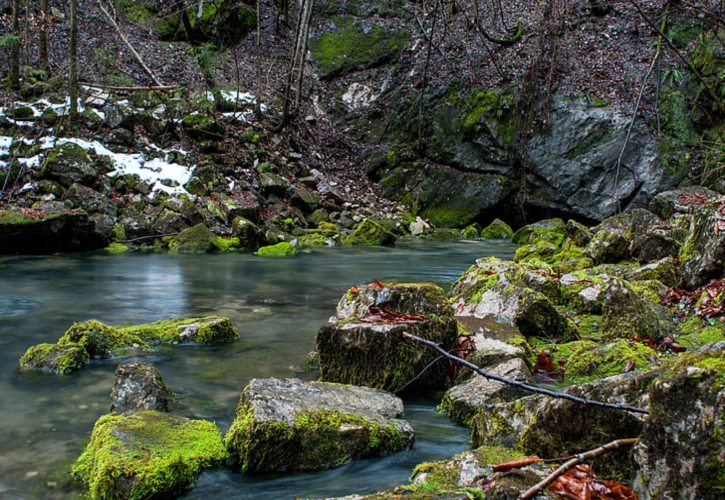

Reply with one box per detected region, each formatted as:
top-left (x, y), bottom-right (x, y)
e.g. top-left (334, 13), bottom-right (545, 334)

top-left (359, 306), bottom-right (429, 325)
top-left (372, 279), bottom-right (386, 288)
top-left (624, 361), bottom-right (636, 372)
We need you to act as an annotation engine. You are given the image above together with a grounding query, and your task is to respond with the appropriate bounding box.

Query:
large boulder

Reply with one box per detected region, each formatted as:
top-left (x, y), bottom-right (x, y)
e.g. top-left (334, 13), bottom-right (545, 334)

top-left (72, 411), bottom-right (226, 499)
top-left (167, 223), bottom-right (239, 253)
top-left (473, 371), bottom-right (656, 479)
top-left (440, 357), bottom-right (534, 425)
top-left (680, 197), bottom-right (725, 289)
top-left (601, 276), bottom-right (676, 340)
top-left (649, 186), bottom-right (720, 220)
top-left (224, 378), bottom-right (414, 472)
top-left (342, 218), bottom-right (397, 246)
top-left (317, 282), bottom-right (458, 391)
top-left (110, 362), bottom-right (173, 416)
top-left (633, 343), bottom-right (725, 499)
top-left (0, 208), bottom-right (108, 254)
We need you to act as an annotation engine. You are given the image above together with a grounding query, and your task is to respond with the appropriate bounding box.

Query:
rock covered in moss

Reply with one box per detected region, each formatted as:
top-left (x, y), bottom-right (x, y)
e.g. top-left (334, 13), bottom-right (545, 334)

top-left (317, 282), bottom-right (458, 391)
top-left (224, 378), bottom-right (414, 472)
top-left (450, 258), bottom-right (575, 340)
top-left (679, 197), bottom-right (725, 289)
top-left (473, 370), bottom-right (657, 480)
top-left (72, 411), bottom-right (226, 499)
top-left (479, 218), bottom-right (513, 239)
top-left (459, 332), bottom-right (529, 375)
top-left (649, 186), bottom-right (720, 220)
top-left (633, 342), bottom-right (725, 498)
top-left (259, 171), bottom-right (291, 195)
top-left (601, 276), bottom-right (676, 340)
top-left (19, 317), bottom-right (237, 373)
top-left (628, 208), bottom-right (684, 262)
top-left (231, 216), bottom-right (264, 249)
top-left (511, 218), bottom-right (566, 246)
top-left (110, 362), bottom-right (173, 416)
top-left (564, 339), bottom-right (660, 380)
top-left (41, 142), bottom-right (97, 187)
top-left (168, 223), bottom-right (239, 253)
top-left (440, 357), bottom-right (534, 425)
top-left (625, 257), bottom-right (678, 288)
top-left (342, 218), bottom-right (397, 246)
top-left (585, 225), bottom-right (631, 264)
top-left (181, 114), bottom-right (226, 140)
top-left (18, 342), bottom-right (89, 374)
top-left (256, 241), bottom-right (296, 257)
top-left (0, 208), bottom-right (107, 254)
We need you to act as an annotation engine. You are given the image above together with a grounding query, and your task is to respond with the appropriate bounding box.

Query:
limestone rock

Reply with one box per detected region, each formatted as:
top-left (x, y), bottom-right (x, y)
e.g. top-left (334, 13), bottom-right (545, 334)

top-left (224, 378), bottom-right (414, 472)
top-left (440, 357), bottom-right (534, 425)
top-left (633, 343), bottom-right (725, 498)
top-left (649, 186), bottom-right (720, 219)
top-left (41, 143), bottom-right (97, 187)
top-left (110, 362), bottom-right (172, 416)
top-left (342, 218), bottom-right (397, 246)
top-left (317, 282), bottom-right (457, 391)
top-left (601, 276), bottom-right (676, 340)
top-left (680, 197), bottom-right (725, 289)
top-left (72, 411), bottom-right (226, 499)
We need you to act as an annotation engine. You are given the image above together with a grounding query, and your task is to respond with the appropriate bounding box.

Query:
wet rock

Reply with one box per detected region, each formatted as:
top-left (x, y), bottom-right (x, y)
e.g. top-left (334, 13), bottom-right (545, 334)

top-left (224, 378), bottom-right (414, 472)
top-left (72, 411), bottom-right (226, 499)
top-left (231, 216), bottom-right (264, 249)
top-left (633, 343), bottom-right (725, 498)
top-left (256, 241), bottom-right (296, 257)
top-left (479, 218), bottom-right (513, 240)
top-left (167, 223), bottom-right (238, 253)
top-left (19, 342), bottom-right (89, 374)
top-left (41, 143), bottom-right (97, 187)
top-left (473, 370), bottom-right (657, 479)
top-left (317, 282), bottom-right (458, 391)
top-left (342, 218), bottom-right (396, 246)
top-left (680, 197), bottom-right (725, 289)
top-left (440, 358), bottom-right (534, 425)
top-left (152, 208), bottom-right (188, 235)
top-left (110, 362), bottom-right (172, 416)
top-left (0, 208), bottom-right (107, 254)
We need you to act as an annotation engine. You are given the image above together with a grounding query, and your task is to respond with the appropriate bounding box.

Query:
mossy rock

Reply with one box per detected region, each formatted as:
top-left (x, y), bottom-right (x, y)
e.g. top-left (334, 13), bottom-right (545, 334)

top-left (59, 320), bottom-right (146, 358)
top-left (342, 218), bottom-right (396, 246)
top-left (479, 219), bottom-right (513, 240)
top-left (224, 378), bottom-right (414, 472)
top-left (117, 316), bottom-right (238, 345)
top-left (181, 114), bottom-right (226, 141)
top-left (309, 24), bottom-right (410, 79)
top-left (676, 317), bottom-right (725, 349)
top-left (460, 224), bottom-right (480, 239)
top-left (168, 223), bottom-right (237, 253)
top-left (564, 339), bottom-right (660, 381)
top-left (511, 218), bottom-right (566, 246)
top-left (19, 342), bottom-right (90, 374)
top-left (256, 241), bottom-right (296, 257)
top-left (41, 143), bottom-right (97, 187)
top-left (72, 411), bottom-right (226, 499)
top-left (5, 105), bottom-right (35, 119)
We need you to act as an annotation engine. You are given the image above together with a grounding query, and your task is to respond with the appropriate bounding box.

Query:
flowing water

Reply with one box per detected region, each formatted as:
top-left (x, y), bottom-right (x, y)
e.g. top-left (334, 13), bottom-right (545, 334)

top-left (0, 240), bottom-right (516, 499)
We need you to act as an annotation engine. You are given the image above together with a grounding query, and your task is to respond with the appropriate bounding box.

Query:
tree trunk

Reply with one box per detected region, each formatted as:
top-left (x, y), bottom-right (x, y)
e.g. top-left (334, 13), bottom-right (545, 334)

top-left (39, 0), bottom-right (50, 72)
top-left (255, 0), bottom-right (262, 119)
top-left (69, 0), bottom-right (79, 127)
top-left (9, 0), bottom-right (21, 90)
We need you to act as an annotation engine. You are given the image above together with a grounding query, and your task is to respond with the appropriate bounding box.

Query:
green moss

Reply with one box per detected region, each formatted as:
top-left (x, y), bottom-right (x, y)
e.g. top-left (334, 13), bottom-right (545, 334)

top-left (659, 87), bottom-right (694, 174)
top-left (213, 236), bottom-right (240, 252)
top-left (41, 143), bottom-right (91, 176)
top-left (168, 224), bottom-right (231, 253)
top-left (6, 105), bottom-right (34, 118)
top-left (19, 342), bottom-right (89, 374)
top-left (72, 411), bottom-right (226, 499)
top-left (225, 405), bottom-right (411, 472)
top-left (256, 241), bottom-right (296, 257)
top-left (418, 206), bottom-right (470, 228)
top-left (298, 232), bottom-right (332, 248)
top-left (181, 114), bottom-right (225, 140)
top-left (677, 317), bottom-right (725, 348)
top-left (630, 279), bottom-right (666, 304)
top-left (117, 316), bottom-right (238, 345)
top-left (461, 89), bottom-right (515, 143)
top-left (662, 348), bottom-right (725, 390)
top-left (511, 219), bottom-right (566, 246)
top-left (479, 219), bottom-right (513, 239)
top-left (58, 320), bottom-right (147, 357)
top-left (566, 339), bottom-right (658, 380)
top-left (461, 224), bottom-right (480, 239)
top-left (309, 24), bottom-right (410, 78)
top-left (105, 242), bottom-right (129, 253)
top-left (342, 219), bottom-right (396, 246)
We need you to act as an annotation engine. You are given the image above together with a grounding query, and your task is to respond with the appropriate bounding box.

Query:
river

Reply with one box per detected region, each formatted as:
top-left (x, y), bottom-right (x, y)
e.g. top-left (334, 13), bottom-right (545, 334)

top-left (0, 240), bottom-right (516, 499)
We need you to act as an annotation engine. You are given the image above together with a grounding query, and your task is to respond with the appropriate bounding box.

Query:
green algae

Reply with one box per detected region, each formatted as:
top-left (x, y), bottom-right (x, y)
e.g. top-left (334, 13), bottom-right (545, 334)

top-left (256, 241), bottom-right (296, 257)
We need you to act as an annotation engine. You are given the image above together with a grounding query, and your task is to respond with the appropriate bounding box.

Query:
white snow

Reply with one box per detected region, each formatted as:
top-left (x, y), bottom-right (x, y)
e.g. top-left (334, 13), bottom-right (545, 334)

top-left (207, 90), bottom-right (268, 113)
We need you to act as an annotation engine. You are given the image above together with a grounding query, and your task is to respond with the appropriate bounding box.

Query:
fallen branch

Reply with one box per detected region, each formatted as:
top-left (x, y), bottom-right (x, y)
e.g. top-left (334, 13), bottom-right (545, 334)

top-left (82, 83), bottom-right (179, 92)
top-left (402, 332), bottom-right (649, 414)
top-left (519, 438), bottom-right (639, 499)
top-left (96, 0), bottom-right (164, 87)
top-left (118, 233), bottom-right (179, 243)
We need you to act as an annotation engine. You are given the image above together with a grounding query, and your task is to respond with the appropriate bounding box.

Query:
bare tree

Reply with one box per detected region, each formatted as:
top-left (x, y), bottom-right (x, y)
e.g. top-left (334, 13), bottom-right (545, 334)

top-left (69, 0), bottom-right (79, 127)
top-left (9, 0), bottom-right (21, 90)
top-left (38, 0), bottom-right (50, 72)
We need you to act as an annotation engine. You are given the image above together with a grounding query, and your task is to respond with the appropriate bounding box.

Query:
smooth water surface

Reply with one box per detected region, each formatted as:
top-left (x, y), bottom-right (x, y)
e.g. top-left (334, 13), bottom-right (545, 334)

top-left (0, 240), bottom-right (515, 499)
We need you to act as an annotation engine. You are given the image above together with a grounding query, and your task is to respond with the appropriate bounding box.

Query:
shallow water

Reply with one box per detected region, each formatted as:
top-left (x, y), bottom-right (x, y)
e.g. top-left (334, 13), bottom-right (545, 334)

top-left (0, 240), bottom-right (515, 499)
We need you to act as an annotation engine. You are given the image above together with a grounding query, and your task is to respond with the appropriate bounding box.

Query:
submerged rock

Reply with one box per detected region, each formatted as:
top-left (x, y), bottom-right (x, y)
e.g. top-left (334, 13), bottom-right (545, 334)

top-left (224, 378), bottom-right (414, 472)
top-left (0, 208), bottom-right (108, 254)
top-left (72, 411), bottom-right (226, 499)
top-left (633, 343), bottom-right (725, 499)
top-left (317, 282), bottom-right (458, 391)
top-left (110, 362), bottom-right (172, 416)
top-left (19, 316), bottom-right (238, 373)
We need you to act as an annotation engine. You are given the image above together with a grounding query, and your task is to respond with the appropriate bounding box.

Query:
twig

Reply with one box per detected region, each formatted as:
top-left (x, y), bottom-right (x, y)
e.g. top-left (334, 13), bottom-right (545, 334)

top-left (95, 0), bottom-right (164, 87)
top-left (394, 354), bottom-right (444, 394)
top-left (118, 233), bottom-right (179, 243)
top-left (81, 83), bottom-right (179, 92)
top-left (402, 332), bottom-right (649, 414)
top-left (519, 438), bottom-right (639, 499)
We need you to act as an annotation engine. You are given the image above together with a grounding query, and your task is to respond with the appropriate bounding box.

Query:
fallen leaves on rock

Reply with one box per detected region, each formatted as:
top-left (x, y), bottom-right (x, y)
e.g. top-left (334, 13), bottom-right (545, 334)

top-left (549, 464), bottom-right (638, 500)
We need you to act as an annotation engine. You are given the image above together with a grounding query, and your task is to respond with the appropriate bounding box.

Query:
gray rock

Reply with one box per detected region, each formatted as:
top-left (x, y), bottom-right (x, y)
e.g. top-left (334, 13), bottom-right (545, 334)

top-left (649, 186), bottom-right (719, 219)
top-left (110, 362), bottom-right (172, 416)
top-left (633, 343), bottom-right (725, 499)
top-left (601, 276), bottom-right (676, 340)
top-left (680, 197), bottom-right (725, 289)
top-left (317, 282), bottom-right (458, 391)
top-left (231, 216), bottom-right (264, 249)
top-left (62, 183), bottom-right (117, 216)
top-left (224, 378), bottom-right (414, 472)
top-left (473, 371), bottom-right (657, 479)
top-left (440, 357), bottom-right (534, 424)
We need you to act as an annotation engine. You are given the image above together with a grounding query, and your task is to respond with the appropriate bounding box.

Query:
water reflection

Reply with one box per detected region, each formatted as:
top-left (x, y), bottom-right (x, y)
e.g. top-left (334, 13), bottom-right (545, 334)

top-left (0, 239), bottom-right (515, 498)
